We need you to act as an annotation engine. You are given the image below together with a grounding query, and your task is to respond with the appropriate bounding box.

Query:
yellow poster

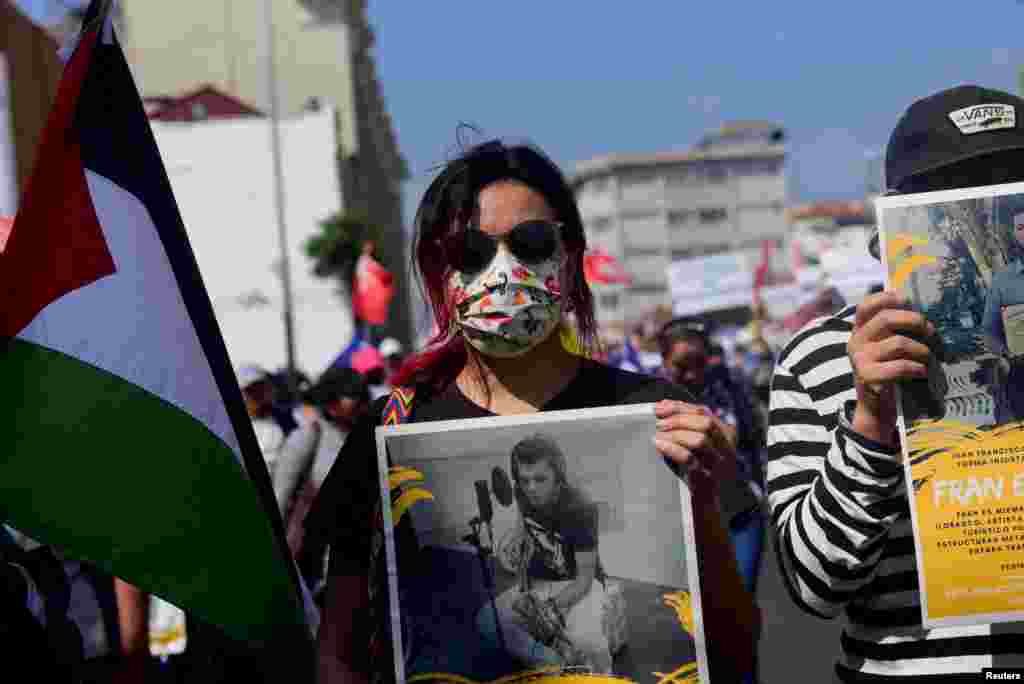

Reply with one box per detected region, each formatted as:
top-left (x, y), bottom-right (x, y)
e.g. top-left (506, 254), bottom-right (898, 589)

top-left (907, 421), bottom-right (1024, 622)
top-left (877, 180), bottom-right (1024, 627)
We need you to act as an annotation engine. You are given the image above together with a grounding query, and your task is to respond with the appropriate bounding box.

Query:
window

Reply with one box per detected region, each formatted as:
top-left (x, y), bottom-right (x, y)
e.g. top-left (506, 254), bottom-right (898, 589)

top-left (667, 210), bottom-right (692, 227)
top-left (737, 157), bottom-right (781, 176)
top-left (628, 283), bottom-right (665, 294)
top-left (704, 162), bottom-right (727, 184)
top-left (698, 208), bottom-right (728, 224)
top-left (667, 166), bottom-right (699, 186)
top-left (598, 293), bottom-right (620, 310)
top-left (670, 243), bottom-right (729, 260)
top-left (621, 171), bottom-right (657, 186)
top-left (581, 177), bottom-right (610, 196)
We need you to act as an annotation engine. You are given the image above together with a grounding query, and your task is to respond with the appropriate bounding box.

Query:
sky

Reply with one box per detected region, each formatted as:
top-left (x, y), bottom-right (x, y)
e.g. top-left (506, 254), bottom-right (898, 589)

top-left (15, 1), bottom-right (1024, 228)
top-left (363, 2), bottom-right (1024, 226)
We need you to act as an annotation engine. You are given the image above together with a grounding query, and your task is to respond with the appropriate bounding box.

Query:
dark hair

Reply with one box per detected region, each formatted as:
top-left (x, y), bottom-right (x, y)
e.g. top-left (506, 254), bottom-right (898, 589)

top-left (510, 433), bottom-right (568, 488)
top-left (392, 137), bottom-right (596, 393)
top-left (305, 366), bottom-right (369, 406)
top-left (656, 318), bottom-right (710, 357)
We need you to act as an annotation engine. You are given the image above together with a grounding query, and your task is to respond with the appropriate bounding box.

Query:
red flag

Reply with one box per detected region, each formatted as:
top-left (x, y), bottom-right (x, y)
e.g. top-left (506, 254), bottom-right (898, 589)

top-left (753, 240), bottom-right (774, 292)
top-left (584, 249), bottom-right (632, 285)
top-left (0, 216), bottom-right (12, 253)
top-left (791, 238), bottom-right (805, 273)
top-left (352, 253), bottom-right (394, 325)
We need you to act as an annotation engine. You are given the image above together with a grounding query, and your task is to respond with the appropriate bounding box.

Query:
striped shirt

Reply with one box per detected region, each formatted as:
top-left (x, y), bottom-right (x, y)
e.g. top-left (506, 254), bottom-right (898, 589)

top-left (767, 305), bottom-right (1024, 682)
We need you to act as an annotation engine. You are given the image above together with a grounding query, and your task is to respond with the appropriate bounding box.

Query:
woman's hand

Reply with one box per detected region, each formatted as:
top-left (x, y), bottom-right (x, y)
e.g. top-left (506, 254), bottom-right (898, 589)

top-left (653, 400), bottom-right (738, 497)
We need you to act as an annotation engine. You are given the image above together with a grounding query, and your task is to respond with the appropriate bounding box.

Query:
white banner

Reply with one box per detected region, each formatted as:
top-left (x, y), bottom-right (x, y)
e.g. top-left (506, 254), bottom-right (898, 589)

top-left (666, 252), bottom-right (754, 314)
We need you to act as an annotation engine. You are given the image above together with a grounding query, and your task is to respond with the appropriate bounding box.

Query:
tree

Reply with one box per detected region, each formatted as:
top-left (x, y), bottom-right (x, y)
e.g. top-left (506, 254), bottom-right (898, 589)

top-left (303, 211), bottom-right (385, 298)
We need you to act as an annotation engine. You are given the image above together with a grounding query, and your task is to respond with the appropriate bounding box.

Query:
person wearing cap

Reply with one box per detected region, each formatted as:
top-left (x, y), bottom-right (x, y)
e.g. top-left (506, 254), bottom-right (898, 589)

top-left (378, 337), bottom-right (405, 372)
top-left (238, 364), bottom-right (287, 473)
top-left (981, 210), bottom-right (1024, 423)
top-left (286, 367), bottom-right (372, 593)
top-left (768, 85), bottom-right (1024, 681)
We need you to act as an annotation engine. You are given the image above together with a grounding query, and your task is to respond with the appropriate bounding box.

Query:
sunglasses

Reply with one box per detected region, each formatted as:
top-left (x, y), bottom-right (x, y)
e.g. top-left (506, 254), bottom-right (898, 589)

top-left (449, 220), bottom-right (562, 275)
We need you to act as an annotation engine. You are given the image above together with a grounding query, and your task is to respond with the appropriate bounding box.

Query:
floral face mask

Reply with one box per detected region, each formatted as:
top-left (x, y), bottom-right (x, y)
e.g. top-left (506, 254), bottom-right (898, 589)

top-left (450, 222), bottom-right (564, 358)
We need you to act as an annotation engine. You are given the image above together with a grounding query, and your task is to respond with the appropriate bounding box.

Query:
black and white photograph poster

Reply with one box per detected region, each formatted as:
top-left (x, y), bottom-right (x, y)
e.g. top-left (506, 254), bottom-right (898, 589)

top-left (376, 403), bottom-right (709, 684)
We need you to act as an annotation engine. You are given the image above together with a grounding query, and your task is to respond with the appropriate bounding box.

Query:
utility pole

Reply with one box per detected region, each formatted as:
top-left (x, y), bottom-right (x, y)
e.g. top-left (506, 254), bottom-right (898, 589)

top-left (263, 0), bottom-right (298, 383)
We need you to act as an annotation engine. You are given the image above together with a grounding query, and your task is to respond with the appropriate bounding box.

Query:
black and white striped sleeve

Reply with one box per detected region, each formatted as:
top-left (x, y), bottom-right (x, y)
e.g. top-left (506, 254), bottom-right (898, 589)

top-left (766, 312), bottom-right (908, 619)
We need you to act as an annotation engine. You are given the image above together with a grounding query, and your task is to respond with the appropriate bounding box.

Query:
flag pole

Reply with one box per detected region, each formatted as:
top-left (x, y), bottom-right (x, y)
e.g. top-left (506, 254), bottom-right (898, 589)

top-left (263, 0), bottom-right (298, 387)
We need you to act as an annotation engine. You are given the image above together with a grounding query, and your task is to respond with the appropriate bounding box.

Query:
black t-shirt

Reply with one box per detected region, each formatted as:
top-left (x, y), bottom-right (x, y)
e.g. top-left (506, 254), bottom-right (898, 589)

top-left (519, 487), bottom-right (603, 583)
top-left (304, 360), bottom-right (758, 573)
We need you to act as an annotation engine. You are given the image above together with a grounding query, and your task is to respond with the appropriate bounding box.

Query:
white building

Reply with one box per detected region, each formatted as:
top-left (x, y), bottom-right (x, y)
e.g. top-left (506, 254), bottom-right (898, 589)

top-left (121, 0), bottom-right (412, 345)
top-left (151, 107), bottom-right (353, 377)
top-left (571, 122), bottom-right (787, 334)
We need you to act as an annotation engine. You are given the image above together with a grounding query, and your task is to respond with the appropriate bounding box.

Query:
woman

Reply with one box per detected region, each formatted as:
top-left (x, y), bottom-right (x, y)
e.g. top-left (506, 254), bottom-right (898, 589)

top-left (308, 139), bottom-right (760, 683)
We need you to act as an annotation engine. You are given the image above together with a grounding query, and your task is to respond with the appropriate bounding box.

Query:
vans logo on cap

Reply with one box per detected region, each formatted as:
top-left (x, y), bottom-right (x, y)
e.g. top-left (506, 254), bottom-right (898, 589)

top-left (949, 103), bottom-right (1016, 135)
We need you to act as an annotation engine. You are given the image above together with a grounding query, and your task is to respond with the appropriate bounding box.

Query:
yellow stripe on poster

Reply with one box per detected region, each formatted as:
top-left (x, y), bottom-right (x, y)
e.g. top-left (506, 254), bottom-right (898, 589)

top-left (390, 488), bottom-right (434, 525)
top-left (653, 663), bottom-right (700, 684)
top-left (908, 416), bottom-right (1024, 621)
top-left (662, 591), bottom-right (696, 636)
top-left (886, 233), bottom-right (930, 261)
top-left (408, 670), bottom-right (636, 684)
top-left (389, 465), bottom-right (426, 490)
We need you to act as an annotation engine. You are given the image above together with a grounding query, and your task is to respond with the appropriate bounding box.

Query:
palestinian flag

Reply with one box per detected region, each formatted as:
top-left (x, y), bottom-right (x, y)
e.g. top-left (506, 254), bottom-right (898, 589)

top-left (0, 2), bottom-right (308, 643)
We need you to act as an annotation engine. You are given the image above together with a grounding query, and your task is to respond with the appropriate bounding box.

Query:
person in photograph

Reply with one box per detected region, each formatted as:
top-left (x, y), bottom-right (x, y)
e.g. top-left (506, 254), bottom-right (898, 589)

top-left (476, 433), bottom-right (609, 670)
top-left (767, 85), bottom-right (1024, 682)
top-left (982, 210), bottom-right (1024, 423)
top-left (306, 136), bottom-right (759, 684)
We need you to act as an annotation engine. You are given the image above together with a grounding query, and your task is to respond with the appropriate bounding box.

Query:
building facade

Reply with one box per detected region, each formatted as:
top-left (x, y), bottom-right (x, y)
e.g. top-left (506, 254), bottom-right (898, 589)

top-left (787, 200), bottom-right (884, 303)
top-left (0, 0), bottom-right (62, 214)
top-left (571, 122), bottom-right (787, 334)
top-left (120, 0), bottom-right (412, 345)
top-left (150, 106), bottom-right (349, 377)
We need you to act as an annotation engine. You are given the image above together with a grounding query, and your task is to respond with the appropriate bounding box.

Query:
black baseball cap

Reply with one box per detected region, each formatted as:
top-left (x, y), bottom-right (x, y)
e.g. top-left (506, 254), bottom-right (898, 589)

top-left (886, 85), bottom-right (1024, 193)
top-left (869, 85), bottom-right (1024, 261)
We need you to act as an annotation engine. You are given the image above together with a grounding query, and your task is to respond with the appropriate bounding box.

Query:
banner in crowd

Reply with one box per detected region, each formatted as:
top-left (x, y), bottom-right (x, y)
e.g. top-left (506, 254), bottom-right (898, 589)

top-left (877, 180), bottom-right (1024, 627)
top-left (0, 1), bottom-right (310, 643)
top-left (666, 252), bottom-right (755, 316)
top-left (376, 404), bottom-right (709, 683)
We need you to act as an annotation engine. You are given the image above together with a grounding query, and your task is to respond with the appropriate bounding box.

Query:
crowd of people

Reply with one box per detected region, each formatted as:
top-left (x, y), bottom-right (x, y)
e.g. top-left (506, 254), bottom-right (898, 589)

top-left (9, 82), bottom-right (1024, 683)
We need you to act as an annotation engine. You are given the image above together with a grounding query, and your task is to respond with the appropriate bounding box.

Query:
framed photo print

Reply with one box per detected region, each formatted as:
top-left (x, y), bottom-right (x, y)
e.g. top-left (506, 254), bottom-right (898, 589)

top-left (877, 180), bottom-right (1024, 627)
top-left (376, 403), bottom-right (709, 684)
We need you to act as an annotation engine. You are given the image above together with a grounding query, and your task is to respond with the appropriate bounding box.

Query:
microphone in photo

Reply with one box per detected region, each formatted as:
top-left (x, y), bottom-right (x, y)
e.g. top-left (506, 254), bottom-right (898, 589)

top-left (475, 480), bottom-right (494, 524)
top-left (491, 466), bottom-right (514, 507)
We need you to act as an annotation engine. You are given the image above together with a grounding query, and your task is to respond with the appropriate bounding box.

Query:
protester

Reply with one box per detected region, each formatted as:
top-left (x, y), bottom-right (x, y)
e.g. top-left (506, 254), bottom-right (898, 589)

top-left (378, 337), bottom-right (405, 381)
top-left (767, 84), bottom-right (1024, 681)
top-left (288, 366), bottom-right (372, 593)
top-left (657, 318), bottom-right (766, 599)
top-left (307, 138), bottom-right (759, 684)
top-left (0, 526), bottom-right (131, 682)
top-left (606, 321), bottom-right (662, 375)
top-left (0, 531), bottom-right (84, 681)
top-left (238, 364), bottom-right (287, 472)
